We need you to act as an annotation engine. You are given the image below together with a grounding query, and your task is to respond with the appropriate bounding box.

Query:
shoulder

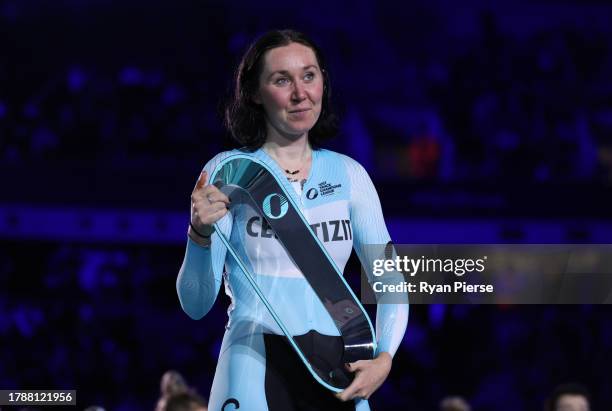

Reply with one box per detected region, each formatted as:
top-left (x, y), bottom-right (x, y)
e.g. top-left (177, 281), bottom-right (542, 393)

top-left (316, 149), bottom-right (370, 178)
top-left (202, 149), bottom-right (245, 171)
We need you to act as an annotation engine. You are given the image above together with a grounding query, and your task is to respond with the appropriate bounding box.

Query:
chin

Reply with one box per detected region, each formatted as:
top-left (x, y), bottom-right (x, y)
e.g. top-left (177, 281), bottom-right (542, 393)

top-left (283, 124), bottom-right (316, 138)
top-left (283, 130), bottom-right (312, 140)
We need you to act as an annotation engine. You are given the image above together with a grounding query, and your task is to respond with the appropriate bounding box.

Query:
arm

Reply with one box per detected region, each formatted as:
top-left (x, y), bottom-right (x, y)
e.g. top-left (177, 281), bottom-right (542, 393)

top-left (337, 155), bottom-right (408, 402)
top-left (344, 155), bottom-right (409, 358)
top-left (176, 236), bottom-right (225, 320)
top-left (176, 154), bottom-right (232, 320)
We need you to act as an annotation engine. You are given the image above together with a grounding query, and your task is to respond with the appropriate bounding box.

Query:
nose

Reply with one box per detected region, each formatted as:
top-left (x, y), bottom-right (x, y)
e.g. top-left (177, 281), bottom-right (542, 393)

top-left (291, 81), bottom-right (307, 102)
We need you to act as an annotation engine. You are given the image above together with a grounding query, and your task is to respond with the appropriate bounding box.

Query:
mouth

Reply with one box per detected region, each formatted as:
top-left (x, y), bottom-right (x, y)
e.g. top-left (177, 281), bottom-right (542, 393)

top-left (288, 108), bottom-right (311, 113)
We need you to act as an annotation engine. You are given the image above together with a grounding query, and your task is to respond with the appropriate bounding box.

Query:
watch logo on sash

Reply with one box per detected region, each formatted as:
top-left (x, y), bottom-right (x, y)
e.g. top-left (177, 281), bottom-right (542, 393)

top-left (306, 187), bottom-right (319, 200)
top-left (262, 193), bottom-right (288, 219)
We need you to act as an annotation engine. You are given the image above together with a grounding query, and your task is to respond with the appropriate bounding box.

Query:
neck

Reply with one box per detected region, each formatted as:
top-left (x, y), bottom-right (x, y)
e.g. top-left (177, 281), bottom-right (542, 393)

top-left (261, 130), bottom-right (312, 163)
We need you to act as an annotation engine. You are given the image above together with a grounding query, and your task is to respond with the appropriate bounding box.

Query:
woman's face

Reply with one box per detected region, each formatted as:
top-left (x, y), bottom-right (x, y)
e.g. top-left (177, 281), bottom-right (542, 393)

top-left (255, 42), bottom-right (324, 140)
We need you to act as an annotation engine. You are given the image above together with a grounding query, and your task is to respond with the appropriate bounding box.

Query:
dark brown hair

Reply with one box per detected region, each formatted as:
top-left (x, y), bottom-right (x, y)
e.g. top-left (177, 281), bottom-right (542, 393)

top-left (224, 29), bottom-right (338, 150)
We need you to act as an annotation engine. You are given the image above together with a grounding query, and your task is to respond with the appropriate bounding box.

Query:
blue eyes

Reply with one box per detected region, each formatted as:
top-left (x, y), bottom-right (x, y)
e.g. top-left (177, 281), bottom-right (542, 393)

top-left (274, 72), bottom-right (315, 86)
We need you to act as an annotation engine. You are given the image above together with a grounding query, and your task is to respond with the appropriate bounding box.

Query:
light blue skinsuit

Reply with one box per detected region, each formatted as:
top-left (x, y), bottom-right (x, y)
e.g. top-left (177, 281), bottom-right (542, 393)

top-left (177, 148), bottom-right (409, 410)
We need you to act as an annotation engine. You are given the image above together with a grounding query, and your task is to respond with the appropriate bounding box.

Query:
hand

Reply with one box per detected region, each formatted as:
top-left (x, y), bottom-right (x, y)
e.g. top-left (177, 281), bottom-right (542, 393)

top-left (190, 170), bottom-right (230, 239)
top-left (335, 352), bottom-right (392, 402)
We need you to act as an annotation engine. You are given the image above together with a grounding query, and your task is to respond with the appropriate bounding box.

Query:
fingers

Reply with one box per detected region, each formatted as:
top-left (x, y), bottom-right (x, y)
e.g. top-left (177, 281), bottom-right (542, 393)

top-left (209, 201), bottom-right (229, 213)
top-left (191, 194), bottom-right (229, 215)
top-left (193, 176), bottom-right (230, 206)
top-left (336, 384), bottom-right (369, 402)
top-left (206, 189), bottom-right (230, 206)
top-left (336, 360), bottom-right (381, 402)
top-left (207, 207), bottom-right (229, 222)
top-left (192, 202), bottom-right (228, 224)
top-left (189, 169), bottom-right (231, 239)
top-left (336, 383), bottom-right (369, 402)
top-left (192, 207), bottom-right (228, 228)
top-left (193, 170), bottom-right (229, 200)
top-left (336, 383), bottom-right (359, 402)
top-left (191, 168), bottom-right (231, 225)
top-left (346, 361), bottom-right (365, 372)
top-left (335, 363), bottom-right (365, 402)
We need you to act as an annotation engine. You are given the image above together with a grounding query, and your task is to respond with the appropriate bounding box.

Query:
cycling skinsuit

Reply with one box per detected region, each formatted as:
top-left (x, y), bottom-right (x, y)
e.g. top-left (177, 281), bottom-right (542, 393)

top-left (177, 148), bottom-right (409, 410)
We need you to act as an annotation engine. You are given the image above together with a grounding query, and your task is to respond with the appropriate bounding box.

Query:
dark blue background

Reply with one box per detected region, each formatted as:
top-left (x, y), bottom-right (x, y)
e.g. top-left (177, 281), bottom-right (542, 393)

top-left (1, 0), bottom-right (611, 409)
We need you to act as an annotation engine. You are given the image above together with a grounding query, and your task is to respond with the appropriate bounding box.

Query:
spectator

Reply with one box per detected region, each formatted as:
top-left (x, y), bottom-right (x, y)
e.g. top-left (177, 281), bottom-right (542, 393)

top-left (545, 383), bottom-right (591, 411)
top-left (440, 396), bottom-right (471, 411)
top-left (159, 370), bottom-right (189, 399)
top-left (165, 392), bottom-right (207, 411)
top-left (155, 370), bottom-right (204, 411)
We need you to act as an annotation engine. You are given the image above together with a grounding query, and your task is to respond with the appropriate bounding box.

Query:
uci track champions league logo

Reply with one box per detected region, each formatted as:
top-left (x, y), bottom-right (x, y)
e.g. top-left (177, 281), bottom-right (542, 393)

top-left (262, 193), bottom-right (288, 219)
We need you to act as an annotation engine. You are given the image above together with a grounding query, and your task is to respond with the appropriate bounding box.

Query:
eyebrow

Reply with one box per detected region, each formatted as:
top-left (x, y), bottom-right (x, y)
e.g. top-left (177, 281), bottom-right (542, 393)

top-left (266, 65), bottom-right (319, 80)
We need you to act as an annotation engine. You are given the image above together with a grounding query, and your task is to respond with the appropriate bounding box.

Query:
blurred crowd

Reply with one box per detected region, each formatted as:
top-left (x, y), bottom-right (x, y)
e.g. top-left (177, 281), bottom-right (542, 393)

top-left (1, 1), bottom-right (611, 410)
top-left (1, 2), bottom-right (612, 184)
top-left (1, 241), bottom-right (610, 410)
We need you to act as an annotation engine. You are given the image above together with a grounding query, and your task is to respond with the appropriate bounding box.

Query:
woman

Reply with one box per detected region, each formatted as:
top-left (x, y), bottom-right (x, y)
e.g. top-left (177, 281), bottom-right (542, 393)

top-left (177, 29), bottom-right (408, 410)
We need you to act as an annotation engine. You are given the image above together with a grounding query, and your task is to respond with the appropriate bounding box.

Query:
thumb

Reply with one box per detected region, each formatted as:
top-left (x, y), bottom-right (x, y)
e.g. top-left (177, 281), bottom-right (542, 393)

top-left (195, 170), bottom-right (208, 190)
